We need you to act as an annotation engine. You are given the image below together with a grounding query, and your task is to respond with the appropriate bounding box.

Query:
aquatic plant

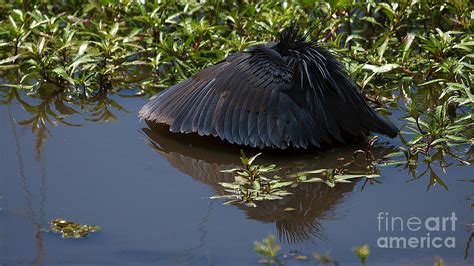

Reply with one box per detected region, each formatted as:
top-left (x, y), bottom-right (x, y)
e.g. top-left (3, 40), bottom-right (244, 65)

top-left (254, 234), bottom-right (281, 265)
top-left (50, 218), bottom-right (100, 239)
top-left (352, 245), bottom-right (370, 265)
top-left (312, 252), bottom-right (339, 265)
top-left (290, 138), bottom-right (383, 189)
top-left (434, 256), bottom-right (445, 266)
top-left (210, 151), bottom-right (292, 207)
top-left (211, 148), bottom-right (386, 207)
top-left (252, 237), bottom-right (459, 266)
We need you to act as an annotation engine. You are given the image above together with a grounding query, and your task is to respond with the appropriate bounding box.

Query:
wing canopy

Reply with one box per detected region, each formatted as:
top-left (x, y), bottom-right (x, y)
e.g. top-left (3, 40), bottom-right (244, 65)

top-left (141, 41), bottom-right (398, 149)
top-left (140, 45), bottom-right (318, 149)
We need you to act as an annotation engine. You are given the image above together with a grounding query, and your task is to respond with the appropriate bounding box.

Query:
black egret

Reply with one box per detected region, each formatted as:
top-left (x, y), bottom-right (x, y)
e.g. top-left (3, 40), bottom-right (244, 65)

top-left (140, 25), bottom-right (398, 149)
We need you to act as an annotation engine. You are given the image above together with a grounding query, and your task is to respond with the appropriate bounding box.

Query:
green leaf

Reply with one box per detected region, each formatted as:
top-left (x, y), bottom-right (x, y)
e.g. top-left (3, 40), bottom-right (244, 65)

top-left (219, 182), bottom-right (240, 190)
top-left (294, 169), bottom-right (328, 176)
top-left (417, 79), bottom-right (445, 86)
top-left (52, 67), bottom-right (75, 85)
top-left (378, 160), bottom-right (406, 167)
top-left (220, 168), bottom-right (241, 173)
top-left (445, 135), bottom-right (467, 142)
top-left (38, 37), bottom-right (46, 55)
top-left (430, 138), bottom-right (447, 147)
top-left (223, 199), bottom-right (244, 205)
top-left (384, 151), bottom-right (404, 158)
top-left (258, 164), bottom-right (276, 172)
top-left (110, 22), bottom-right (119, 36)
top-left (210, 195), bottom-right (240, 200)
top-left (334, 174), bottom-right (366, 180)
top-left (0, 54), bottom-right (21, 65)
top-left (302, 177), bottom-right (324, 183)
top-left (377, 36), bottom-right (390, 62)
top-left (247, 153), bottom-right (262, 165)
top-left (124, 28), bottom-right (141, 43)
top-left (235, 176), bottom-right (249, 184)
top-left (407, 135), bottom-right (424, 145)
top-left (360, 16), bottom-right (383, 27)
top-left (363, 63), bottom-right (399, 73)
top-left (270, 181), bottom-right (293, 189)
top-left (77, 42), bottom-right (88, 57)
top-left (8, 15), bottom-right (17, 30)
top-left (324, 181), bottom-right (336, 188)
top-left (253, 180), bottom-right (261, 190)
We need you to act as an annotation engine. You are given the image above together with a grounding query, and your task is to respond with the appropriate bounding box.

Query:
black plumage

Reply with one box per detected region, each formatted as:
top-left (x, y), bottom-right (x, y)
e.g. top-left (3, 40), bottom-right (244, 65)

top-left (139, 26), bottom-right (398, 149)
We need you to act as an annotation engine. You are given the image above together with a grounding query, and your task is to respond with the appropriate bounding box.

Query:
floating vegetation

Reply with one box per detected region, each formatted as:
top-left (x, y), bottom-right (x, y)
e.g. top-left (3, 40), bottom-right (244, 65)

top-left (210, 151), bottom-right (292, 208)
top-left (254, 234), bottom-right (281, 265)
top-left (211, 147), bottom-right (385, 207)
top-left (291, 168), bottom-right (380, 189)
top-left (50, 218), bottom-right (100, 239)
top-left (282, 251), bottom-right (310, 262)
top-left (293, 138), bottom-right (384, 189)
top-left (434, 256), bottom-right (446, 266)
top-left (352, 245), bottom-right (370, 265)
top-left (252, 235), bottom-right (450, 265)
top-left (253, 234), bottom-right (374, 265)
top-left (312, 252), bottom-right (339, 265)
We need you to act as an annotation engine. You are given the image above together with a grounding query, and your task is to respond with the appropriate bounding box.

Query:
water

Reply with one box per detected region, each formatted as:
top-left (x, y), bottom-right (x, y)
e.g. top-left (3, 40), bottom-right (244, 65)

top-left (0, 95), bottom-right (472, 265)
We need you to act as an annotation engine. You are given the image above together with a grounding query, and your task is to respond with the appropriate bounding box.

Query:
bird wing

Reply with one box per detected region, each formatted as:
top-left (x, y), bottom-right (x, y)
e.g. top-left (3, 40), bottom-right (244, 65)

top-left (284, 45), bottom-right (398, 143)
top-left (139, 46), bottom-right (314, 149)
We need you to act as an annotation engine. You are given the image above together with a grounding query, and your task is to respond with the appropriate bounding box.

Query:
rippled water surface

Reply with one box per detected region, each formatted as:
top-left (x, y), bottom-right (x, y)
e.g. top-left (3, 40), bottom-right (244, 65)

top-left (0, 95), bottom-right (472, 265)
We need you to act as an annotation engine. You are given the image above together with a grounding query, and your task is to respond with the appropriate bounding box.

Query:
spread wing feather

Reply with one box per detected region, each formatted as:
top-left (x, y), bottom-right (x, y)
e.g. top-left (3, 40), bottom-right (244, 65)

top-left (140, 40), bottom-right (398, 149)
top-left (139, 47), bottom-right (313, 149)
top-left (291, 46), bottom-right (398, 140)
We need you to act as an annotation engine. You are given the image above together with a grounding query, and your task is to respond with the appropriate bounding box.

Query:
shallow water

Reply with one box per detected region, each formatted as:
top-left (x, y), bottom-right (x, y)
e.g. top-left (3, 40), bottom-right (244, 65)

top-left (0, 95), bottom-right (472, 265)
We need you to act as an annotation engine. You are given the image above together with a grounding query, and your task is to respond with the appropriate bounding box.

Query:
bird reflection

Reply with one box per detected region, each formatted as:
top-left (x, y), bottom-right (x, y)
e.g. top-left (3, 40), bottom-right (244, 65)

top-left (141, 121), bottom-right (395, 243)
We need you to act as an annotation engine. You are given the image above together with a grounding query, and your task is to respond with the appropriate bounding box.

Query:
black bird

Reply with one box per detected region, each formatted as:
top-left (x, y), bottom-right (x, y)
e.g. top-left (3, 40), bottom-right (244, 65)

top-left (140, 25), bottom-right (398, 149)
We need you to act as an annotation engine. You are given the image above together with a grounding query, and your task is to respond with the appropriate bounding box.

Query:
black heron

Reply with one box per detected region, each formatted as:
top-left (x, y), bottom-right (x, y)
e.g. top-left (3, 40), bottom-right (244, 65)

top-left (140, 26), bottom-right (398, 149)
